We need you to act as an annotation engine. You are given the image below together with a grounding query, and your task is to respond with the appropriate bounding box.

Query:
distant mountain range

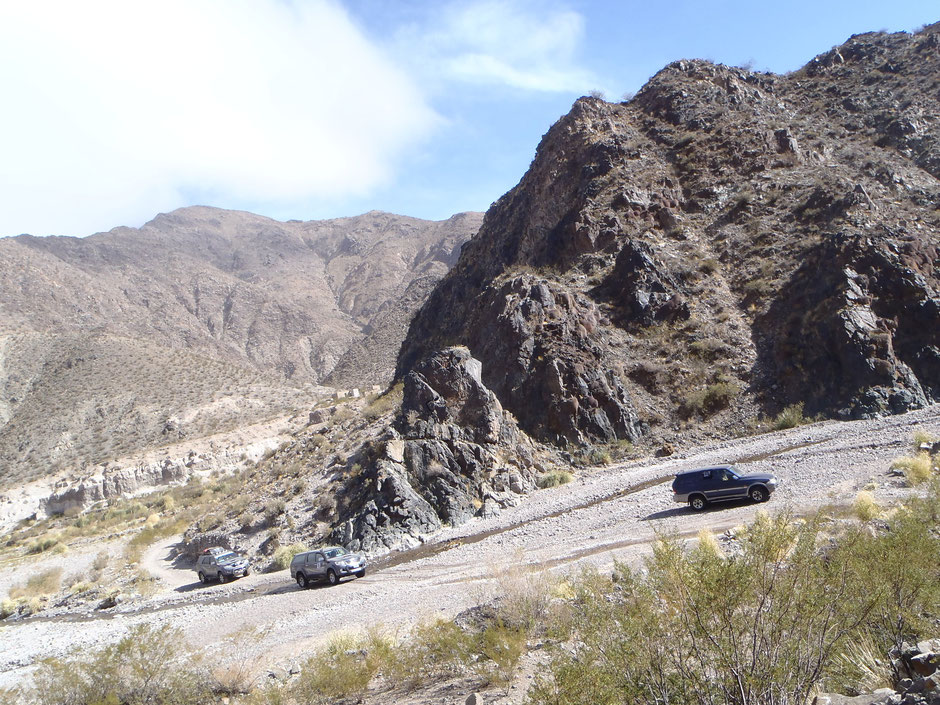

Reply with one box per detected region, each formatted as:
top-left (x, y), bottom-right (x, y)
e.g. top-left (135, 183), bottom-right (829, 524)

top-left (0, 207), bottom-right (482, 485)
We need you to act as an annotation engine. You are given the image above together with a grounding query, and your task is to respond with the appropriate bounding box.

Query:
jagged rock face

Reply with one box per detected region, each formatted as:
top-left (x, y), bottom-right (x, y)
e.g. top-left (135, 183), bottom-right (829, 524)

top-left (399, 23), bottom-right (940, 441)
top-left (334, 348), bottom-right (537, 554)
top-left (759, 233), bottom-right (940, 417)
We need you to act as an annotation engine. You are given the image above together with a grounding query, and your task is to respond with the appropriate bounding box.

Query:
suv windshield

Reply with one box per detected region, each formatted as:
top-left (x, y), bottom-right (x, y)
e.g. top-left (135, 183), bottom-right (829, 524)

top-left (217, 552), bottom-right (239, 564)
top-left (323, 548), bottom-right (348, 559)
top-left (724, 468), bottom-right (740, 480)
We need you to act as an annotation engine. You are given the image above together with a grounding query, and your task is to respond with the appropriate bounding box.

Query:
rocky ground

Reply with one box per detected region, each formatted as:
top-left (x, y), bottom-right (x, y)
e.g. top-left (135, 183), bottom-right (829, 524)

top-left (1, 405), bottom-right (936, 701)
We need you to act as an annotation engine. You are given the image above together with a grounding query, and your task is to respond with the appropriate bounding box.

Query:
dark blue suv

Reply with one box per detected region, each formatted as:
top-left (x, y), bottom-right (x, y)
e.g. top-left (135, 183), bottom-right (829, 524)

top-left (672, 465), bottom-right (779, 511)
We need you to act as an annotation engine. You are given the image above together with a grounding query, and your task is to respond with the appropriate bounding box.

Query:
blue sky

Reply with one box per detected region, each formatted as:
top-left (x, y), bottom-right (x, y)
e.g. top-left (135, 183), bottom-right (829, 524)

top-left (0, 1), bottom-right (935, 238)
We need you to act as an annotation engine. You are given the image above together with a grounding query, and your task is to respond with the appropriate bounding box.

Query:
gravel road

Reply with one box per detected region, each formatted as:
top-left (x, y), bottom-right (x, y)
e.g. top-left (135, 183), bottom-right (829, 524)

top-left (1, 406), bottom-right (937, 689)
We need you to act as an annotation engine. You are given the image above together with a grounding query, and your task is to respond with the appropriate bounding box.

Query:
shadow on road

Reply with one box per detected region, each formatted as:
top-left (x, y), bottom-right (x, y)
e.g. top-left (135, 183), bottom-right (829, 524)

top-left (644, 498), bottom-right (758, 521)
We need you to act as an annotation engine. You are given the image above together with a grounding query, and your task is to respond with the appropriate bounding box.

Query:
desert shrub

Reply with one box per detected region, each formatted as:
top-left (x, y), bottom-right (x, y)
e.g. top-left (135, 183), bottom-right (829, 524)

top-left (264, 499), bottom-right (287, 522)
top-left (331, 406), bottom-right (355, 424)
top-left (9, 567), bottom-right (63, 600)
top-left (912, 429), bottom-right (936, 449)
top-left (28, 624), bottom-right (212, 705)
top-left (826, 631), bottom-right (893, 695)
top-left (362, 382), bottom-right (404, 421)
top-left (27, 535), bottom-right (64, 555)
top-left (680, 381), bottom-right (739, 418)
top-left (771, 402), bottom-right (810, 430)
top-left (493, 565), bottom-right (553, 632)
top-left (297, 633), bottom-right (379, 703)
top-left (891, 453), bottom-right (934, 485)
top-left (474, 623), bottom-right (527, 685)
top-left (272, 543), bottom-right (307, 571)
top-left (528, 494), bottom-right (940, 705)
top-left (689, 337), bottom-right (727, 360)
top-left (537, 470), bottom-right (574, 488)
top-left (391, 618), bottom-right (474, 688)
top-left (853, 490), bottom-right (881, 521)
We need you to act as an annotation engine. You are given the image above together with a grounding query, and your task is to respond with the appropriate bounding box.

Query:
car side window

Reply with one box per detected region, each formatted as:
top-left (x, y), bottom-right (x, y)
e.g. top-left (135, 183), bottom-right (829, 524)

top-left (702, 470), bottom-right (711, 479)
top-left (721, 470), bottom-right (729, 481)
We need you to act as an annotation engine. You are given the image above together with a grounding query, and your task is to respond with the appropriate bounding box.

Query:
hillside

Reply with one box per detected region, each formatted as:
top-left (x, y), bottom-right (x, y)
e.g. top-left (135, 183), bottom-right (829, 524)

top-left (398, 23), bottom-right (940, 452)
top-left (0, 208), bottom-right (481, 485)
top-left (258, 22), bottom-right (940, 555)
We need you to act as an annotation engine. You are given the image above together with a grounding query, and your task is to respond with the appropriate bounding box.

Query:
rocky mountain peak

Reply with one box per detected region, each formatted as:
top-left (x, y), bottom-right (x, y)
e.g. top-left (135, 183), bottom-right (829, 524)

top-left (398, 23), bottom-right (940, 453)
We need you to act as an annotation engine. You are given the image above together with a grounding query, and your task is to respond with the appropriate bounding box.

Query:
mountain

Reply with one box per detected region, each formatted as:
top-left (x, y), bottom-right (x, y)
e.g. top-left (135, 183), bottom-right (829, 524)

top-left (0, 207), bottom-right (482, 485)
top-left (397, 23), bottom-right (940, 452)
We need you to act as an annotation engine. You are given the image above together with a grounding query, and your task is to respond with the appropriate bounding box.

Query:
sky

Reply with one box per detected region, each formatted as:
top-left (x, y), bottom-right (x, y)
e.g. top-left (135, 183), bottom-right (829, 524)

top-left (0, 0), bottom-right (936, 238)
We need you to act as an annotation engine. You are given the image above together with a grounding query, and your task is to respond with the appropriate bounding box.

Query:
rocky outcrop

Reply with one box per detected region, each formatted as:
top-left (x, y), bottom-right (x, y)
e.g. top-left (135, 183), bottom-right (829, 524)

top-left (397, 23), bottom-right (940, 446)
top-left (758, 232), bottom-right (940, 418)
top-left (334, 348), bottom-right (539, 554)
top-left (40, 439), bottom-right (279, 517)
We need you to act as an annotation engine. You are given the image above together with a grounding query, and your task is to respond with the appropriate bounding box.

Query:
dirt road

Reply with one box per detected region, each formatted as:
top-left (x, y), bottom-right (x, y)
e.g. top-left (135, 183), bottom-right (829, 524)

top-left (1, 406), bottom-right (936, 688)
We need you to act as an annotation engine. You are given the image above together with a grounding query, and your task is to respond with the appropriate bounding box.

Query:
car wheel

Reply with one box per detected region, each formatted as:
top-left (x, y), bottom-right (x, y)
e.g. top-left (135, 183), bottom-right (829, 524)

top-left (355, 569), bottom-right (366, 578)
top-left (198, 572), bottom-right (207, 585)
top-left (327, 569), bottom-right (338, 586)
top-left (689, 495), bottom-right (707, 511)
top-left (749, 486), bottom-right (766, 503)
top-left (218, 572), bottom-right (227, 584)
top-left (296, 573), bottom-right (308, 589)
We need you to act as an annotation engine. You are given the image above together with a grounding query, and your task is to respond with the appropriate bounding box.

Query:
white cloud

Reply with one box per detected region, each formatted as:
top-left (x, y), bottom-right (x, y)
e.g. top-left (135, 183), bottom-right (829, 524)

top-left (0, 0), bottom-right (441, 236)
top-left (398, 1), bottom-right (595, 93)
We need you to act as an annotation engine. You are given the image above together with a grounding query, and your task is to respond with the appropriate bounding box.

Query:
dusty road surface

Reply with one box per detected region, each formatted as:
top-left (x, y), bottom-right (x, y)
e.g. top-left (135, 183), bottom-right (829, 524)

top-left (1, 406), bottom-right (937, 688)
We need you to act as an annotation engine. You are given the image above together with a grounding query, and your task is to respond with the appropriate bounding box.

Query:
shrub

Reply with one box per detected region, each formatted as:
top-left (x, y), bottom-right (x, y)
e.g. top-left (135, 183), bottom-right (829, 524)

top-left (391, 618), bottom-right (473, 688)
top-left (9, 568), bottom-right (63, 600)
top-left (771, 402), bottom-right (810, 430)
top-left (912, 429), bottom-right (936, 449)
top-left (537, 470), bottom-right (574, 488)
top-left (891, 453), bottom-right (934, 485)
top-left (680, 382), bottom-right (739, 418)
top-left (28, 624), bottom-right (212, 705)
top-left (272, 543), bottom-right (307, 571)
top-left (362, 382), bottom-right (403, 421)
top-left (853, 490), bottom-right (881, 521)
top-left (297, 633), bottom-right (378, 702)
top-left (27, 535), bottom-right (64, 555)
top-left (530, 494), bottom-right (940, 705)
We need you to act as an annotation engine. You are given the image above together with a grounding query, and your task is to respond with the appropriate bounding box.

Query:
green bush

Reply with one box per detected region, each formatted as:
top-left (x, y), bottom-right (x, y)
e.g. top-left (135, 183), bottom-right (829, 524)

top-left (771, 402), bottom-right (810, 430)
top-left (297, 633), bottom-right (379, 703)
top-left (272, 543), bottom-right (307, 571)
top-left (537, 470), bottom-right (574, 488)
top-left (680, 382), bottom-right (739, 418)
top-left (28, 624), bottom-right (212, 705)
top-left (528, 488), bottom-right (940, 705)
top-left (891, 453), bottom-right (934, 485)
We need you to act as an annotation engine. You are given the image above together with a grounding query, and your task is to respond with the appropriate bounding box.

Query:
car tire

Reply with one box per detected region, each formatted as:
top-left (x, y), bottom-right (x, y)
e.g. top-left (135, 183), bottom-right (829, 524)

top-left (198, 572), bottom-right (207, 585)
top-left (296, 573), bottom-right (308, 589)
top-left (749, 486), bottom-right (767, 503)
top-left (218, 572), bottom-right (227, 584)
top-left (327, 569), bottom-right (338, 586)
top-left (355, 569), bottom-right (366, 578)
top-left (689, 495), bottom-right (707, 511)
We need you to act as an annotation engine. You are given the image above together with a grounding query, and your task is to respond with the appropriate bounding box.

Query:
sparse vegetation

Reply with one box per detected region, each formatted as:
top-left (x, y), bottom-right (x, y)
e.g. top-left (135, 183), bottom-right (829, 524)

top-left (680, 381), bottom-right (740, 418)
top-left (8, 567), bottom-right (63, 600)
top-left (272, 542), bottom-right (307, 571)
top-left (771, 401), bottom-right (811, 430)
top-left (537, 470), bottom-right (574, 488)
top-left (891, 453), bottom-right (935, 485)
top-left (528, 487), bottom-right (940, 705)
top-left (852, 490), bottom-right (880, 520)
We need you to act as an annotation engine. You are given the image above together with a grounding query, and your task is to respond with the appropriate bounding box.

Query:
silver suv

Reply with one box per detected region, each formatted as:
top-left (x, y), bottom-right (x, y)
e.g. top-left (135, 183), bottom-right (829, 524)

top-left (195, 547), bottom-right (251, 584)
top-left (290, 546), bottom-right (366, 588)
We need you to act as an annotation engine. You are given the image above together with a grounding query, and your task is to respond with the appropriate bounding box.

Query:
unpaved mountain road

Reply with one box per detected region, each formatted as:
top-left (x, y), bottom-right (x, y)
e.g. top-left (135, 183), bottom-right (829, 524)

top-left (1, 406), bottom-right (937, 688)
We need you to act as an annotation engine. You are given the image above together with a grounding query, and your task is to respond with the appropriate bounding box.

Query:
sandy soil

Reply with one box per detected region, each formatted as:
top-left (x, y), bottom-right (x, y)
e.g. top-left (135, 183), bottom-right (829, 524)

top-left (1, 405), bottom-right (937, 695)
